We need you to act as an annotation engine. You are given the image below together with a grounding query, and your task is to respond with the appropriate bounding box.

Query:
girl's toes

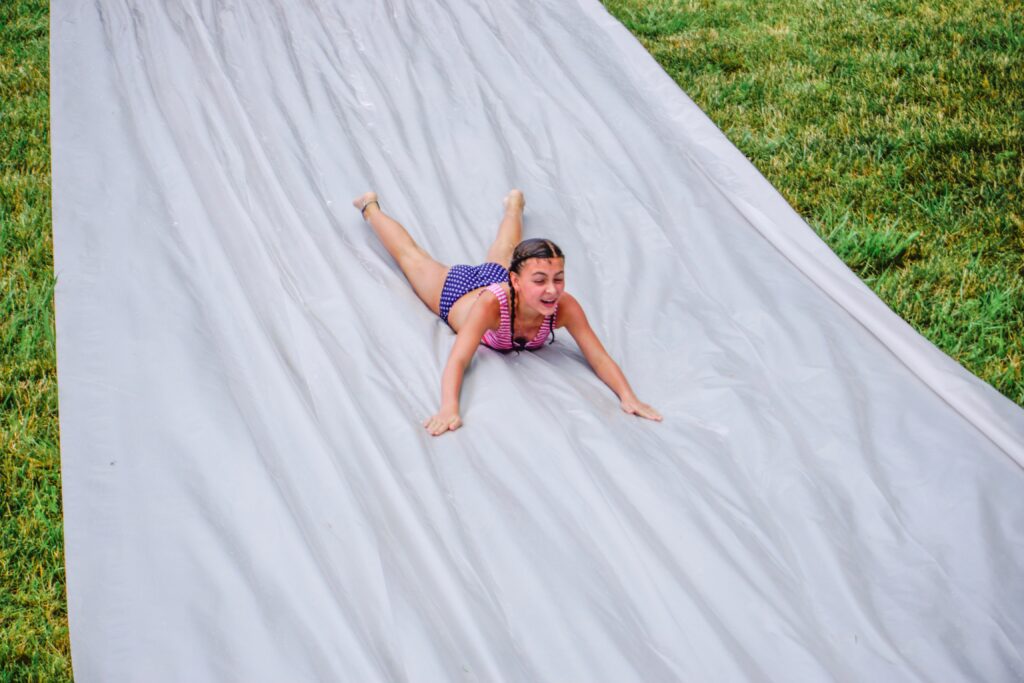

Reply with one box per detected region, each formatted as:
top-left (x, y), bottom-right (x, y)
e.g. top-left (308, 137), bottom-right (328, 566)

top-left (503, 189), bottom-right (525, 211)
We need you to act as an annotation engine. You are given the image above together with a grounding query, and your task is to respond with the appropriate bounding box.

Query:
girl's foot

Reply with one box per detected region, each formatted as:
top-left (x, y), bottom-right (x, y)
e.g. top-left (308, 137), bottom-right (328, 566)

top-left (503, 189), bottom-right (525, 214)
top-left (353, 191), bottom-right (379, 219)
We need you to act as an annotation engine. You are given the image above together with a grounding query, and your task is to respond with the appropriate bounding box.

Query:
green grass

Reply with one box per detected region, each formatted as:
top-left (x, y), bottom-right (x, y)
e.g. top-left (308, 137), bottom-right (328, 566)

top-left (1, 0), bottom-right (69, 680)
top-left (1, 0), bottom-right (1022, 678)
top-left (602, 0), bottom-right (1024, 403)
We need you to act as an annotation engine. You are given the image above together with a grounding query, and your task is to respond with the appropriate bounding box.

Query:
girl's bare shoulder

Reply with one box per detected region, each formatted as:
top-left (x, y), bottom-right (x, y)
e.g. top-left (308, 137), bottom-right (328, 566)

top-left (474, 286), bottom-right (502, 310)
top-left (459, 287), bottom-right (502, 332)
top-left (554, 291), bottom-right (581, 329)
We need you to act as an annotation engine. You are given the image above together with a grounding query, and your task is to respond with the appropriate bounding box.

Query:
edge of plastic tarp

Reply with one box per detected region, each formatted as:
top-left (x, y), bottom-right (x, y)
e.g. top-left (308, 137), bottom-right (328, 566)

top-left (576, 0), bottom-right (1024, 466)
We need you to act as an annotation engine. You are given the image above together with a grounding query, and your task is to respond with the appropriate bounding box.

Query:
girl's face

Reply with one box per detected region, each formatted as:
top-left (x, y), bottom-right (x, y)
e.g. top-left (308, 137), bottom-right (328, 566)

top-left (512, 257), bottom-right (565, 315)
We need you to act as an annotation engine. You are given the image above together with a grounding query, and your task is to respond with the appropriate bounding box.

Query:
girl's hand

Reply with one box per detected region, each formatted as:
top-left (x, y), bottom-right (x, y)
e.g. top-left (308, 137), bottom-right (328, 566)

top-left (620, 397), bottom-right (663, 422)
top-left (423, 408), bottom-right (463, 436)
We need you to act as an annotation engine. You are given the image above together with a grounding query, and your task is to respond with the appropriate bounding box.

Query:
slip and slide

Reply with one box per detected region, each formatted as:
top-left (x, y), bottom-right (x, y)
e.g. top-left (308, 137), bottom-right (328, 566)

top-left (51, 1), bottom-right (1024, 680)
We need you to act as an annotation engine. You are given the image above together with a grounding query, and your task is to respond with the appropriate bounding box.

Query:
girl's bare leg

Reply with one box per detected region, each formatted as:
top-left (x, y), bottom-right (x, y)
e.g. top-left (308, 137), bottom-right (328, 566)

top-left (485, 189), bottom-right (524, 269)
top-left (353, 192), bottom-right (448, 316)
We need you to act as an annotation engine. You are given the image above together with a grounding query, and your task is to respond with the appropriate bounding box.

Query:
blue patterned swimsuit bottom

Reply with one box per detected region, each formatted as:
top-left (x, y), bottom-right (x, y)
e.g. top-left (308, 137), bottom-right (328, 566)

top-left (438, 262), bottom-right (509, 325)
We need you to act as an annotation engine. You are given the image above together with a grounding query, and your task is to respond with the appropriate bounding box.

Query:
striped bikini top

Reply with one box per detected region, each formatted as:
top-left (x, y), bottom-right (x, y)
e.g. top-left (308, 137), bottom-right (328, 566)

top-left (480, 283), bottom-right (557, 351)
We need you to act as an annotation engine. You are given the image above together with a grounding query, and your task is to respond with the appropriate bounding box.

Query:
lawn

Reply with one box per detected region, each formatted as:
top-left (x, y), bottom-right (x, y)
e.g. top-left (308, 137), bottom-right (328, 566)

top-left (1, 0), bottom-right (67, 680)
top-left (1, 0), bottom-right (1020, 679)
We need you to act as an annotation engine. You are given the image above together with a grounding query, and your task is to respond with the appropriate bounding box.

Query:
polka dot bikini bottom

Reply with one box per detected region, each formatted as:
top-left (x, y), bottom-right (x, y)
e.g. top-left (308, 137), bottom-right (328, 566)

top-left (438, 262), bottom-right (509, 325)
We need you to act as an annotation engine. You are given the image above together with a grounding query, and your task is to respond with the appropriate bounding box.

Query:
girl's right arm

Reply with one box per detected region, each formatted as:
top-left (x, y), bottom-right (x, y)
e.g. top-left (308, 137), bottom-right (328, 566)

top-left (423, 292), bottom-right (499, 436)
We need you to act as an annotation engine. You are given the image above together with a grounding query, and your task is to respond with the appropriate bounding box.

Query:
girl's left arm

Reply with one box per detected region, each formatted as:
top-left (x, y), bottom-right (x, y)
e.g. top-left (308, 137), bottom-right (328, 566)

top-left (557, 293), bottom-right (662, 422)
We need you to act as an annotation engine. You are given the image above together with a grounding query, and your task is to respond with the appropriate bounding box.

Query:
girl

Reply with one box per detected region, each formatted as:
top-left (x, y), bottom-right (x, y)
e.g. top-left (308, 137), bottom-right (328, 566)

top-left (352, 189), bottom-right (662, 436)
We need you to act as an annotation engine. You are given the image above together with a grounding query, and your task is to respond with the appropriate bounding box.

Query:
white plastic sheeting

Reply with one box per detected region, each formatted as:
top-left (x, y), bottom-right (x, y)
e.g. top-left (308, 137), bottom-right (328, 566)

top-left (51, 0), bottom-right (1024, 680)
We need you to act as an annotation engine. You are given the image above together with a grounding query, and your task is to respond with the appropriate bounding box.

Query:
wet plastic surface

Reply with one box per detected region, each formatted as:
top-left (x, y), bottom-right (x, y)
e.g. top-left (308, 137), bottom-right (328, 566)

top-left (51, 1), bottom-right (1024, 680)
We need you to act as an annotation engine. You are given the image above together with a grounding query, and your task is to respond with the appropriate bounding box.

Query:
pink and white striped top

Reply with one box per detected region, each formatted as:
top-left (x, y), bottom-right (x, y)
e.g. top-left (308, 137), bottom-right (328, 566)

top-left (480, 283), bottom-right (557, 351)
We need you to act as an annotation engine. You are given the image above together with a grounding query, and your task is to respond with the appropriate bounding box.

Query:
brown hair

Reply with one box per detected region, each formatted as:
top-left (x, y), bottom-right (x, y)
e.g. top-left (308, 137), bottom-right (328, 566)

top-left (508, 238), bottom-right (564, 351)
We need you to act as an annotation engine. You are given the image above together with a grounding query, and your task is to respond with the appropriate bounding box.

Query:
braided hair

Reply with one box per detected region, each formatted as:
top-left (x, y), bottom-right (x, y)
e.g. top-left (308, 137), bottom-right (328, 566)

top-left (508, 238), bottom-right (564, 352)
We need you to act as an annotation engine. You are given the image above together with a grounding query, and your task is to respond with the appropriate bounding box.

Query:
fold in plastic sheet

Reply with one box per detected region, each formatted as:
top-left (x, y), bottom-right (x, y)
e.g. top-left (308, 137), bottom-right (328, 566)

top-left (51, 1), bottom-right (1024, 680)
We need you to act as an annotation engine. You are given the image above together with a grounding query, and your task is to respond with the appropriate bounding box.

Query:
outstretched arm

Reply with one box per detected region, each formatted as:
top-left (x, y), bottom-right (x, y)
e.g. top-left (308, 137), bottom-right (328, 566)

top-left (557, 293), bottom-right (662, 422)
top-left (423, 293), bottom-right (499, 436)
